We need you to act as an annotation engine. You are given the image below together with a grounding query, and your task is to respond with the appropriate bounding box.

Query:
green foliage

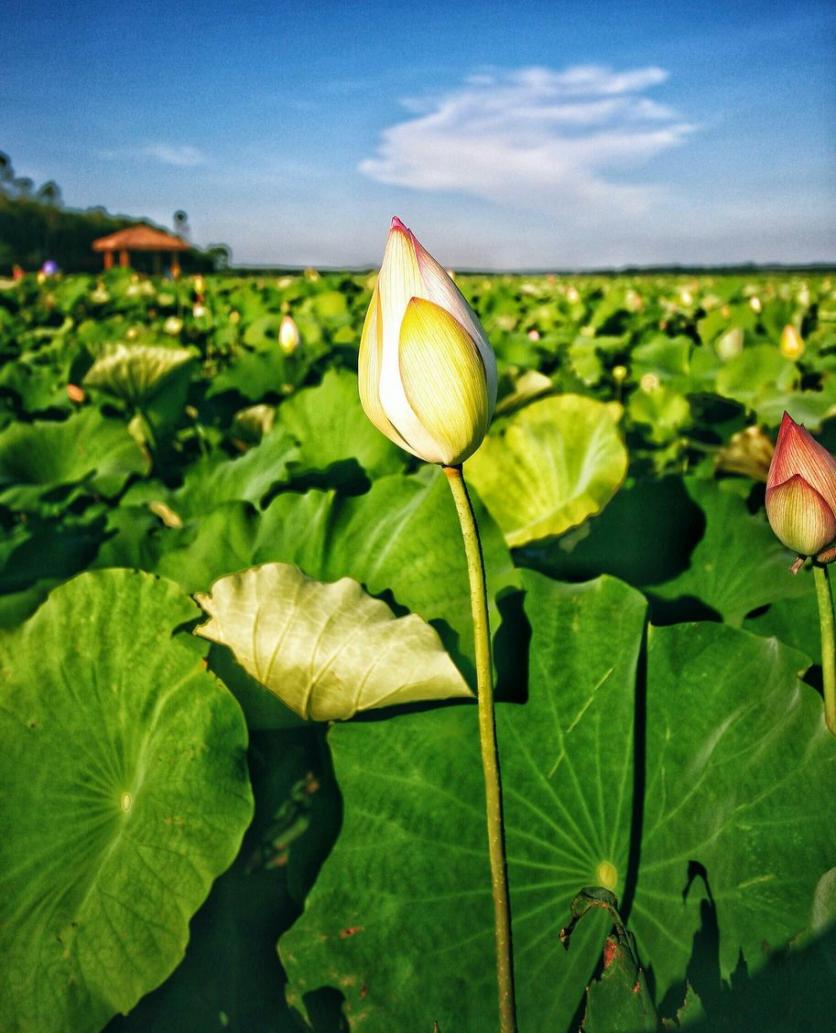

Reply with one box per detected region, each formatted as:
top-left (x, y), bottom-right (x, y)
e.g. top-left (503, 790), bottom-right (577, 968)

top-left (0, 570), bottom-right (253, 1033)
top-left (0, 268), bottom-right (834, 1033)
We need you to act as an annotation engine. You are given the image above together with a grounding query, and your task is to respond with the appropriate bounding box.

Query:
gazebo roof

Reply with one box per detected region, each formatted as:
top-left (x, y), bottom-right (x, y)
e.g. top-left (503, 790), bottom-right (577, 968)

top-left (92, 225), bottom-right (189, 252)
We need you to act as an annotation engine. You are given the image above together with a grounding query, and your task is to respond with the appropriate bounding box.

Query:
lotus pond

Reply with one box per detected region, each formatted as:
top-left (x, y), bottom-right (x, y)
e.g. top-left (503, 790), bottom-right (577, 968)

top-left (0, 267), bottom-right (834, 1033)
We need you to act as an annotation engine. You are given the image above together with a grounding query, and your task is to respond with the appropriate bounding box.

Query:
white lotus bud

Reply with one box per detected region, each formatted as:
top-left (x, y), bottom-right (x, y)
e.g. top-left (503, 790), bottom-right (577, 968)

top-left (279, 315), bottom-right (301, 355)
top-left (358, 217), bottom-right (497, 466)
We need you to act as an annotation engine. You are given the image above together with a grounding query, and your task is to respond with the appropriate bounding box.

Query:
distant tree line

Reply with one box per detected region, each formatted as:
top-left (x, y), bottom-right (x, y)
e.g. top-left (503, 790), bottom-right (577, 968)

top-left (0, 151), bottom-right (231, 274)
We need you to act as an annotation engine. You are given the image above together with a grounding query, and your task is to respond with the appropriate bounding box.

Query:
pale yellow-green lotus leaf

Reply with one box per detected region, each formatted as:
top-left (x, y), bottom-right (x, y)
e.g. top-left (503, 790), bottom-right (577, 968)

top-left (83, 342), bottom-right (194, 405)
top-left (195, 563), bottom-right (473, 721)
top-left (465, 394), bottom-right (628, 547)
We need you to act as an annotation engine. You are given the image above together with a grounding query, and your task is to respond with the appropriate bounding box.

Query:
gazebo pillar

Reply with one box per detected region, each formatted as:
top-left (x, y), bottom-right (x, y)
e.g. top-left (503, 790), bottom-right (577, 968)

top-left (170, 252), bottom-right (181, 278)
top-left (119, 249), bottom-right (129, 268)
top-left (103, 251), bottom-right (113, 271)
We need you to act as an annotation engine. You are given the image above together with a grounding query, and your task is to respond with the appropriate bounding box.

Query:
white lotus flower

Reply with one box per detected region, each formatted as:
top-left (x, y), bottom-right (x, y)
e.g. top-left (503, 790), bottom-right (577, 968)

top-left (358, 217), bottom-right (497, 466)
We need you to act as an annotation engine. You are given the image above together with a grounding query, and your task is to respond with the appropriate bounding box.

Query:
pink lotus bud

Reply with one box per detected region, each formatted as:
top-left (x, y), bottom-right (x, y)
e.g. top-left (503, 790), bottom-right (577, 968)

top-left (765, 412), bottom-right (836, 556)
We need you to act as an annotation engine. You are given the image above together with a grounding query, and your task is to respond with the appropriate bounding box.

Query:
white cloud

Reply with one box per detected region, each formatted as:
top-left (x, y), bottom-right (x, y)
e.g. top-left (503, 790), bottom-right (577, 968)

top-left (139, 143), bottom-right (207, 167)
top-left (100, 143), bottom-right (207, 167)
top-left (359, 64), bottom-right (695, 218)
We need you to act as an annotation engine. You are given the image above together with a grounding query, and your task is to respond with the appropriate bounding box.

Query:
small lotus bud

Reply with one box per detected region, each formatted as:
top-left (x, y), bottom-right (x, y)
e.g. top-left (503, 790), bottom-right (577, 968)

top-left (716, 327), bottom-right (744, 361)
top-left (279, 315), bottom-right (301, 355)
top-left (766, 412), bottom-right (836, 556)
top-left (163, 316), bottom-right (183, 335)
top-left (715, 425), bottom-right (773, 481)
top-left (612, 365), bottom-right (628, 384)
top-left (358, 216), bottom-right (497, 466)
top-left (780, 324), bottom-right (805, 360)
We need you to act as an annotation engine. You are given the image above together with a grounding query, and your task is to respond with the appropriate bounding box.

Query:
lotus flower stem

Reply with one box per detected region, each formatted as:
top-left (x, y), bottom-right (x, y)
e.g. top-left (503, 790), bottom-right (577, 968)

top-left (138, 406), bottom-right (158, 456)
top-left (444, 464), bottom-right (518, 1033)
top-left (813, 564), bottom-right (836, 735)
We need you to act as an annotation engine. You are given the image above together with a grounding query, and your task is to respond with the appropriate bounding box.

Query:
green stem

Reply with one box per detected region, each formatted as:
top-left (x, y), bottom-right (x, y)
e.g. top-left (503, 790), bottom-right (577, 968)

top-left (813, 564), bottom-right (836, 736)
top-left (137, 405), bottom-right (160, 471)
top-left (444, 465), bottom-right (518, 1033)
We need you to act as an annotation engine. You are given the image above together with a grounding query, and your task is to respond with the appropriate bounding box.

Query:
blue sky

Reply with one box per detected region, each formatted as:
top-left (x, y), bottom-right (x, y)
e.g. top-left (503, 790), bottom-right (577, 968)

top-left (2, 0), bottom-right (834, 268)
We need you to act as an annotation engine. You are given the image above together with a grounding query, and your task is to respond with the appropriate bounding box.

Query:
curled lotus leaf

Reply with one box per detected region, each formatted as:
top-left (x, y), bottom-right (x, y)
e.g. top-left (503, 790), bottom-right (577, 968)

top-left (196, 562), bottom-right (473, 721)
top-left (83, 342), bottom-right (195, 404)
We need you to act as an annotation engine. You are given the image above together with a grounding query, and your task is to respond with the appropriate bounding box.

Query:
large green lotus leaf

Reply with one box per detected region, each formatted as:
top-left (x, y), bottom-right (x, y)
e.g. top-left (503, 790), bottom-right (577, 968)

top-left (627, 383), bottom-right (692, 444)
top-left (633, 620), bottom-right (834, 1014)
top-left (0, 512), bottom-right (108, 626)
top-left (743, 569), bottom-right (831, 658)
top-left (465, 394), bottom-right (628, 547)
top-left (0, 358), bottom-right (74, 413)
top-left (242, 313), bottom-right (284, 348)
top-left (630, 334), bottom-right (692, 386)
top-left (0, 408), bottom-right (149, 510)
top-left (650, 478), bottom-right (809, 625)
top-left (154, 471), bottom-right (519, 692)
top-left (0, 569), bottom-right (254, 1033)
top-left (122, 427), bottom-right (299, 521)
top-left (207, 347), bottom-right (315, 402)
top-left (281, 572), bottom-right (834, 1031)
top-left (0, 513), bottom-right (106, 596)
top-left (107, 727), bottom-right (340, 1033)
top-left (276, 369), bottom-right (405, 480)
top-left (517, 475), bottom-right (706, 590)
top-left (196, 563), bottom-right (472, 720)
top-left (281, 575), bottom-right (648, 1033)
top-left (83, 342), bottom-right (195, 405)
top-left (713, 344), bottom-right (798, 412)
top-left (756, 383), bottom-right (836, 430)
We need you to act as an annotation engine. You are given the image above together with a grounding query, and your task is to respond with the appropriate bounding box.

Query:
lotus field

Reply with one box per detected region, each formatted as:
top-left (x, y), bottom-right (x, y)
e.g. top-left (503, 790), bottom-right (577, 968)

top-left (1, 247), bottom-right (835, 1033)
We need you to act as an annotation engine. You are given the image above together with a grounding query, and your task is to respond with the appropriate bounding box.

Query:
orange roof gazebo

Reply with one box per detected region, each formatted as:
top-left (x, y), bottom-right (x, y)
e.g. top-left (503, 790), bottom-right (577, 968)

top-left (92, 225), bottom-right (189, 275)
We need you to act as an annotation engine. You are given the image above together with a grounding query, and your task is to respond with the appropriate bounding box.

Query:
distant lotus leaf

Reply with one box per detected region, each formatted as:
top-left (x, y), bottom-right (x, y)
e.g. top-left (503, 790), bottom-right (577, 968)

top-left (714, 344), bottom-right (797, 411)
top-left (83, 342), bottom-right (195, 404)
top-left (495, 369), bottom-right (553, 415)
top-left (0, 569), bottom-right (253, 1033)
top-left (651, 478), bottom-right (810, 625)
top-left (627, 383), bottom-right (691, 444)
top-left (276, 369), bottom-right (405, 480)
top-left (0, 408), bottom-right (148, 510)
top-left (196, 562), bottom-right (473, 721)
top-left (121, 427), bottom-right (299, 521)
top-left (466, 394), bottom-right (628, 547)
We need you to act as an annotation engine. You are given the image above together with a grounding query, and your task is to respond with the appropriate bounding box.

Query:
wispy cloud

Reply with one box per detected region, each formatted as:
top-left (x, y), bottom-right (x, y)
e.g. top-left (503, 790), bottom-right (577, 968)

top-left (139, 143), bottom-right (207, 167)
top-left (100, 143), bottom-right (208, 167)
top-left (359, 65), bottom-right (696, 217)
